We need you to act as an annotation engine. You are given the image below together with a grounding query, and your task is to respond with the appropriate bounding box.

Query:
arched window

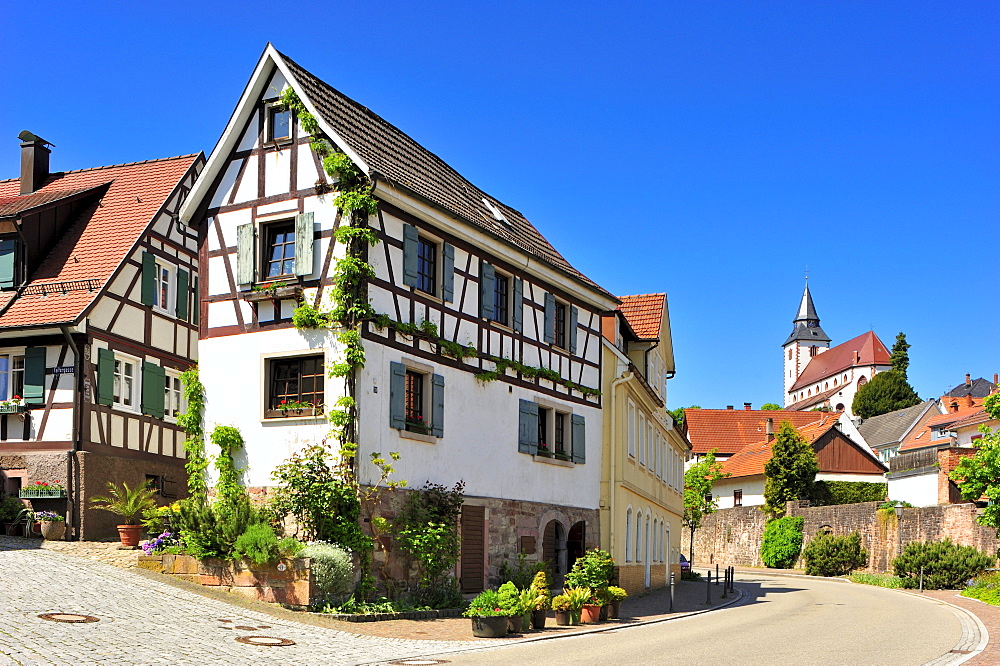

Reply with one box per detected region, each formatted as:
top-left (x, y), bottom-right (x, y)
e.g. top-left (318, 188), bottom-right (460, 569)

top-left (788, 348), bottom-right (792, 360)
top-left (858, 376), bottom-right (868, 388)
top-left (652, 520), bottom-right (658, 561)
top-left (635, 512), bottom-right (643, 563)
top-left (663, 526), bottom-right (668, 562)
top-left (810, 346), bottom-right (818, 357)
top-left (625, 509), bottom-right (632, 562)
top-left (824, 382), bottom-right (829, 390)
top-left (833, 378), bottom-right (838, 387)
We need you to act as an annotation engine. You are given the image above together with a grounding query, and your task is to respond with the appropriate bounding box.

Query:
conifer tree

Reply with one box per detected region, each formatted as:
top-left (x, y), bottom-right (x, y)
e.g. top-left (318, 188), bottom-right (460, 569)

top-left (852, 332), bottom-right (921, 419)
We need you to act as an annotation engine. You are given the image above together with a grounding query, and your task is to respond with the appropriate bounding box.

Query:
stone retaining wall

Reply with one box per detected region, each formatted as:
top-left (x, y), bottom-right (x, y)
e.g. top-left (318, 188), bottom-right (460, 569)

top-left (685, 501), bottom-right (1000, 572)
top-left (137, 553), bottom-right (312, 607)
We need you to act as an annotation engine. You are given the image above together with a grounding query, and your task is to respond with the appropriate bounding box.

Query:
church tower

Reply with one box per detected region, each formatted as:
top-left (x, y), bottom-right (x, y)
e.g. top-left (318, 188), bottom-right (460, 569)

top-left (782, 281), bottom-right (831, 402)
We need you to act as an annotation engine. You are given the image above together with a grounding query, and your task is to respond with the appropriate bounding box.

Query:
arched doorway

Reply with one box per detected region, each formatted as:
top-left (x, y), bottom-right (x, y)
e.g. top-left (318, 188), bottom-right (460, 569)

top-left (567, 521), bottom-right (586, 574)
top-left (543, 520), bottom-right (567, 587)
top-left (644, 515), bottom-right (651, 588)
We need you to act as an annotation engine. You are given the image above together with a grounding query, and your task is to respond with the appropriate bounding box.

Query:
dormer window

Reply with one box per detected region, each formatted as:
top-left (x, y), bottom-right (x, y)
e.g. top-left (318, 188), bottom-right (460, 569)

top-left (0, 237), bottom-right (22, 290)
top-left (267, 104), bottom-right (292, 143)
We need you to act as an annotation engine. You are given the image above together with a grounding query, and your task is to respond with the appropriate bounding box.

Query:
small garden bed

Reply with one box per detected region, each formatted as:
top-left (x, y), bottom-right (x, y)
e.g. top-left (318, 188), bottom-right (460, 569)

top-left (317, 607), bottom-right (464, 622)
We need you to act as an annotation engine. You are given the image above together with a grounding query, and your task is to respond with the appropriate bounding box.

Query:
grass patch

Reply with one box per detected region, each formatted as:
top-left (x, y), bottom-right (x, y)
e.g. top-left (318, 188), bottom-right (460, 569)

top-left (962, 571), bottom-right (1000, 606)
top-left (847, 572), bottom-right (904, 588)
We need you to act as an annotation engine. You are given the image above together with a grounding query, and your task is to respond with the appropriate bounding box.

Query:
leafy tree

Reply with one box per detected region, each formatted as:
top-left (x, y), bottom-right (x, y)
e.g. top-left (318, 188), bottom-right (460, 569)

top-left (950, 393), bottom-right (1000, 538)
top-left (852, 371), bottom-right (921, 419)
top-left (763, 422), bottom-right (819, 517)
top-left (669, 405), bottom-right (700, 427)
top-left (760, 516), bottom-right (804, 568)
top-left (761, 403), bottom-right (782, 411)
top-left (890, 332), bottom-right (911, 377)
top-left (683, 448), bottom-right (728, 562)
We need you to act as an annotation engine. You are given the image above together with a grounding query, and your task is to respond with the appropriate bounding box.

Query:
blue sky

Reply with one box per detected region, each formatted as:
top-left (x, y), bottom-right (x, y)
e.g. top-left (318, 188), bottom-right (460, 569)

top-left (2, 1), bottom-right (996, 408)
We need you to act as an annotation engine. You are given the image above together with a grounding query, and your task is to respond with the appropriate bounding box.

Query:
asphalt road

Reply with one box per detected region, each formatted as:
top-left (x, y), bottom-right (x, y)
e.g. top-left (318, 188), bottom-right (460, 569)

top-left (427, 573), bottom-right (969, 666)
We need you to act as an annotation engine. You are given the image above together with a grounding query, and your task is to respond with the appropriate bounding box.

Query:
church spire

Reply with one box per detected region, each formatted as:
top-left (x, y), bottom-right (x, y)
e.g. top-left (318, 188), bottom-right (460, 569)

top-left (783, 280), bottom-right (831, 345)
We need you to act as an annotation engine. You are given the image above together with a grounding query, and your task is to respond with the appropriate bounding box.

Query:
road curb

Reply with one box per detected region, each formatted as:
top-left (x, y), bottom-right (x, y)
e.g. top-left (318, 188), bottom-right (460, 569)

top-left (368, 587), bottom-right (746, 664)
top-left (898, 591), bottom-right (989, 666)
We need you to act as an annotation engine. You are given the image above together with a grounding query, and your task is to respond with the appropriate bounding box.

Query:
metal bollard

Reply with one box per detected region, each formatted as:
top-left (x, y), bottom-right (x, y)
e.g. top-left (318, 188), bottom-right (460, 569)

top-left (669, 572), bottom-right (675, 612)
top-left (706, 571), bottom-right (712, 603)
top-left (716, 563), bottom-right (720, 585)
top-left (731, 566), bottom-right (736, 592)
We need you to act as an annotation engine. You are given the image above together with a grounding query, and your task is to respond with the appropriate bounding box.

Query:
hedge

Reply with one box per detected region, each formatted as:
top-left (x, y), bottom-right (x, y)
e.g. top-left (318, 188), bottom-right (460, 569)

top-left (811, 481), bottom-right (887, 507)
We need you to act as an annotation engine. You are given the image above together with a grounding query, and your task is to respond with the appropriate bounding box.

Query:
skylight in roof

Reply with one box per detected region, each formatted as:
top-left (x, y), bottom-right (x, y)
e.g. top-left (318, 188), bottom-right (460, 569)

top-left (482, 198), bottom-right (507, 224)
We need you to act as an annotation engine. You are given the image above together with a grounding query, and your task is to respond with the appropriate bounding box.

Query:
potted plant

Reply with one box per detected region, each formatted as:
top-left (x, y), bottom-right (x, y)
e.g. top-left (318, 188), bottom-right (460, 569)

top-left (463, 590), bottom-right (508, 638)
top-left (516, 588), bottom-right (539, 632)
top-left (529, 570), bottom-right (551, 629)
top-left (552, 593), bottom-right (573, 625)
top-left (90, 481), bottom-right (157, 547)
top-left (606, 586), bottom-right (627, 619)
top-left (35, 511), bottom-right (66, 540)
top-left (497, 582), bottom-right (523, 633)
top-left (19, 481), bottom-right (66, 499)
top-left (563, 586), bottom-right (590, 625)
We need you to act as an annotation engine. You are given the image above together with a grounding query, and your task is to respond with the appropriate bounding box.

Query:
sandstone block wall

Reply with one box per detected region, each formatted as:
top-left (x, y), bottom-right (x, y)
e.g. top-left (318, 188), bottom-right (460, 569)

top-left (138, 554), bottom-right (313, 606)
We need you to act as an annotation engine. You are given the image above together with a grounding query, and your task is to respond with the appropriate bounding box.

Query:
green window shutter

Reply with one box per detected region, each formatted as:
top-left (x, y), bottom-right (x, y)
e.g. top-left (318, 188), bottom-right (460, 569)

top-left (294, 212), bottom-right (315, 277)
top-left (389, 362), bottom-right (406, 430)
top-left (479, 262), bottom-right (495, 320)
top-left (569, 305), bottom-right (579, 354)
top-left (141, 362), bottom-right (165, 419)
top-left (431, 373), bottom-right (445, 437)
top-left (236, 223), bottom-right (256, 284)
top-left (192, 277), bottom-right (199, 326)
top-left (0, 239), bottom-right (16, 289)
top-left (543, 292), bottom-right (556, 344)
top-left (140, 252), bottom-right (156, 306)
top-left (518, 399), bottom-right (538, 455)
top-left (512, 278), bottom-right (523, 333)
top-left (97, 348), bottom-right (115, 406)
top-left (441, 243), bottom-right (455, 303)
top-left (23, 347), bottom-right (46, 405)
top-left (572, 414), bottom-right (586, 464)
top-left (176, 269), bottom-right (189, 321)
top-left (402, 224), bottom-right (418, 288)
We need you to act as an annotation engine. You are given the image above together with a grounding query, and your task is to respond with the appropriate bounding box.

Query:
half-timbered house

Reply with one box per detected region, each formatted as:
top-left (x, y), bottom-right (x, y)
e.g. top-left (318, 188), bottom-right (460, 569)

top-left (179, 44), bottom-right (618, 590)
top-left (0, 132), bottom-right (203, 539)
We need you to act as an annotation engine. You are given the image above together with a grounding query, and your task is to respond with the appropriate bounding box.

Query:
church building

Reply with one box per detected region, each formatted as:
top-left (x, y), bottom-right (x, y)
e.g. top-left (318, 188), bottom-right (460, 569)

top-left (782, 282), bottom-right (892, 418)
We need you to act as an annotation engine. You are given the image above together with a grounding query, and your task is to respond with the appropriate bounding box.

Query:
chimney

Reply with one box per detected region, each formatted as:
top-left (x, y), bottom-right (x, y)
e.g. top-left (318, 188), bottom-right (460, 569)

top-left (966, 373), bottom-right (972, 387)
top-left (994, 373), bottom-right (998, 385)
top-left (726, 405), bottom-right (734, 410)
top-left (766, 418), bottom-right (774, 441)
top-left (966, 394), bottom-right (974, 408)
top-left (18, 130), bottom-right (53, 195)
top-left (951, 401), bottom-right (959, 413)
top-left (744, 402), bottom-right (752, 411)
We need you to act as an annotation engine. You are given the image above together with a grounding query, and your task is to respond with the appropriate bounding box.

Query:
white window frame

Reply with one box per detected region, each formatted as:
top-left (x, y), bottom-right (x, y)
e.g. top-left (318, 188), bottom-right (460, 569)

top-left (153, 260), bottom-right (174, 315)
top-left (112, 352), bottom-right (140, 412)
top-left (163, 368), bottom-right (184, 422)
top-left (491, 269), bottom-right (513, 328)
top-left (0, 351), bottom-right (25, 401)
top-left (635, 511), bottom-right (643, 563)
top-left (536, 399), bottom-right (574, 460)
top-left (638, 413), bottom-right (647, 466)
top-left (627, 400), bottom-right (636, 458)
top-left (625, 508), bottom-right (633, 562)
top-left (266, 101), bottom-right (292, 143)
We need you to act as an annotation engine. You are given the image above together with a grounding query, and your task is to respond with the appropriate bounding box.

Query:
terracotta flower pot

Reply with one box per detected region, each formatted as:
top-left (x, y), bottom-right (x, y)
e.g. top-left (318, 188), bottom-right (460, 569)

top-left (40, 521), bottom-right (65, 540)
top-left (471, 616), bottom-right (508, 638)
top-left (581, 603), bottom-right (602, 623)
top-left (531, 609), bottom-right (548, 629)
top-left (117, 524), bottom-right (144, 547)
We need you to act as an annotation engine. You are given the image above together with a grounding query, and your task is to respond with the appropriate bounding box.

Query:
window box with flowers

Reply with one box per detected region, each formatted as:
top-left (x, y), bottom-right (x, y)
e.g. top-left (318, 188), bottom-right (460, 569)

top-left (0, 395), bottom-right (25, 414)
top-left (264, 399), bottom-right (324, 419)
top-left (405, 415), bottom-right (430, 435)
top-left (19, 482), bottom-right (66, 499)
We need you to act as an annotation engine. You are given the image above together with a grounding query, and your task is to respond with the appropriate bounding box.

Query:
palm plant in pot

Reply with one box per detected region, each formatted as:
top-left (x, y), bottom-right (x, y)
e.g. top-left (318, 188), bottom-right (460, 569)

top-left (90, 481), bottom-right (157, 547)
top-left (529, 570), bottom-right (551, 629)
top-left (463, 590), bottom-right (508, 638)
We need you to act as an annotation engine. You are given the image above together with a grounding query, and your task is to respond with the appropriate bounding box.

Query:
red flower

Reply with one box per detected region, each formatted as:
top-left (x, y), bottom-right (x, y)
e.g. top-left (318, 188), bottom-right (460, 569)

top-left (13, 395), bottom-right (20, 400)
top-left (417, 416), bottom-right (423, 421)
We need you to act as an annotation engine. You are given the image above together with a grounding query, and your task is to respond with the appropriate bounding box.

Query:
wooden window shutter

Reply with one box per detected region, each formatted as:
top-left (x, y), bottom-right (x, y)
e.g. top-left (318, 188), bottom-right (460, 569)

top-left (236, 223), bottom-right (256, 284)
top-left (431, 373), bottom-right (445, 437)
top-left (161, 477), bottom-right (180, 499)
top-left (479, 262), bottom-right (495, 319)
top-left (294, 212), bottom-right (315, 277)
top-left (141, 362), bottom-right (165, 419)
top-left (175, 269), bottom-right (189, 321)
top-left (460, 505), bottom-right (486, 593)
top-left (140, 252), bottom-right (156, 306)
top-left (96, 348), bottom-right (115, 406)
top-left (569, 305), bottom-right (579, 354)
top-left (23, 347), bottom-right (46, 405)
top-left (389, 361), bottom-right (406, 429)
top-left (543, 292), bottom-right (556, 344)
top-left (441, 243), bottom-right (455, 303)
top-left (512, 278), bottom-right (523, 333)
top-left (402, 224), bottom-right (418, 287)
top-left (572, 413), bottom-right (586, 464)
top-left (192, 277), bottom-right (199, 326)
top-left (0, 239), bottom-right (16, 289)
top-left (518, 399), bottom-right (538, 454)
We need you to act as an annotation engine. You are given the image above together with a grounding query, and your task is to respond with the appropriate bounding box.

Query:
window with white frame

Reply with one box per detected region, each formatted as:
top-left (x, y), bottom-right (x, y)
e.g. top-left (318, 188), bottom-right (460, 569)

top-left (0, 353), bottom-right (24, 401)
top-left (153, 261), bottom-right (174, 314)
top-left (627, 401), bottom-right (636, 458)
top-left (113, 354), bottom-right (139, 410)
top-left (164, 369), bottom-right (184, 420)
top-left (638, 413), bottom-right (646, 466)
top-left (635, 512), bottom-right (642, 562)
top-left (625, 509), bottom-right (632, 562)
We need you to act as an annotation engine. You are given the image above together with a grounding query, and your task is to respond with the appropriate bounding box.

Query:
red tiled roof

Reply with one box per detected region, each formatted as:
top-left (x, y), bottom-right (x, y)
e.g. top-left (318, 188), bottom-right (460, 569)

top-left (785, 386), bottom-right (842, 411)
top-left (0, 187), bottom-right (99, 216)
top-left (721, 414), bottom-right (840, 478)
top-left (685, 408), bottom-right (839, 455)
top-left (790, 331), bottom-right (891, 391)
top-left (0, 155), bottom-right (200, 328)
top-left (617, 293), bottom-right (665, 340)
top-left (896, 404), bottom-right (987, 452)
top-left (948, 409), bottom-right (994, 430)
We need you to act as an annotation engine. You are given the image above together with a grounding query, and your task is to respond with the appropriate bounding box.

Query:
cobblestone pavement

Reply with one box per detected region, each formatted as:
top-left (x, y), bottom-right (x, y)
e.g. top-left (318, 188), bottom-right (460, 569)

top-left (0, 536), bottom-right (139, 570)
top-left (0, 545), bottom-right (483, 666)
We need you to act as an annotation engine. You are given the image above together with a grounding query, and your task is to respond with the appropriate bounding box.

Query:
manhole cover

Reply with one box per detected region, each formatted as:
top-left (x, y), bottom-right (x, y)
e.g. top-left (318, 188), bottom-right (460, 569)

top-left (39, 613), bottom-right (99, 623)
top-left (235, 636), bottom-right (296, 646)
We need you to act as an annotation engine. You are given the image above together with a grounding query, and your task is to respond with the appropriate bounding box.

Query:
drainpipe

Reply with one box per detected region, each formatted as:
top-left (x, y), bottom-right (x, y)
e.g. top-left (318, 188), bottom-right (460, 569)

top-left (609, 369), bottom-right (633, 566)
top-left (60, 325), bottom-right (81, 541)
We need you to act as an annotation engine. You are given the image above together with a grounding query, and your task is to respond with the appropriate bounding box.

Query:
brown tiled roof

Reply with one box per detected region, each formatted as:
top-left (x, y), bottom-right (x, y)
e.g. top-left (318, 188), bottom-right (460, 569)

top-left (617, 293), bottom-right (665, 340)
top-left (0, 155), bottom-right (200, 328)
top-left (0, 187), bottom-right (98, 217)
top-left (277, 49), bottom-right (612, 299)
top-left (685, 408), bottom-right (837, 455)
top-left (790, 331), bottom-right (891, 391)
top-left (785, 386), bottom-right (841, 411)
top-left (896, 404), bottom-right (988, 452)
top-left (721, 415), bottom-right (840, 478)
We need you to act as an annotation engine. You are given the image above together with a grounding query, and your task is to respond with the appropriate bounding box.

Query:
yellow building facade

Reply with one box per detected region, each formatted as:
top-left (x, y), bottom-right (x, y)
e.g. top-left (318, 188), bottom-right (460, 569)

top-left (599, 294), bottom-right (690, 594)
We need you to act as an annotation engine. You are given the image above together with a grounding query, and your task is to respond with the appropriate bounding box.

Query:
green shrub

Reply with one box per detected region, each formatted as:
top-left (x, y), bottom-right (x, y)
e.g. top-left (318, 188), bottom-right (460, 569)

top-left (463, 590), bottom-right (504, 617)
top-left (0, 494), bottom-right (23, 522)
top-left (277, 536), bottom-right (306, 558)
top-left (878, 500), bottom-right (914, 511)
top-left (497, 581), bottom-right (521, 615)
top-left (498, 551), bottom-right (547, 589)
top-left (811, 481), bottom-right (887, 506)
top-left (301, 542), bottom-right (355, 603)
top-left (233, 523), bottom-right (279, 566)
top-left (803, 532), bottom-right (868, 576)
top-left (564, 548), bottom-right (615, 590)
top-left (176, 498), bottom-right (259, 559)
top-left (760, 516), bottom-right (804, 568)
top-left (892, 540), bottom-right (995, 590)
top-left (848, 572), bottom-right (904, 588)
top-left (962, 571), bottom-right (1000, 606)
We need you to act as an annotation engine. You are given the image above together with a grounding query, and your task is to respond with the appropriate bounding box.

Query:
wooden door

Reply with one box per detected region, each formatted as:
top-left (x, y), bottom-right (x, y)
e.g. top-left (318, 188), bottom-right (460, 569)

top-left (460, 505), bottom-right (486, 594)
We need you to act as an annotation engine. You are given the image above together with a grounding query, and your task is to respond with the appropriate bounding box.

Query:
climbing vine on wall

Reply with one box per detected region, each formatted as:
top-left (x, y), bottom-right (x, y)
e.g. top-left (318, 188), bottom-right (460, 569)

top-left (177, 367), bottom-right (209, 498)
